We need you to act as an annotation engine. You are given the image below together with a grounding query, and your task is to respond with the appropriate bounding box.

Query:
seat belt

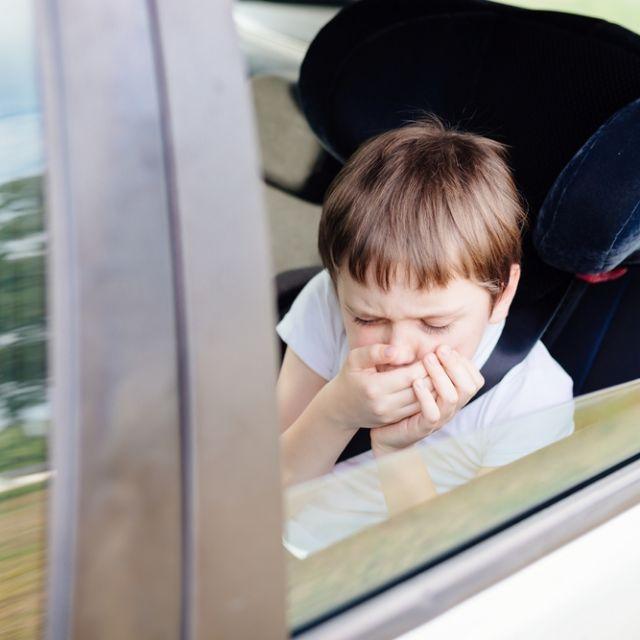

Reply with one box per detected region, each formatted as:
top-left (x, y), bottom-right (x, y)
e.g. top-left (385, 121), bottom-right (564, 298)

top-left (478, 279), bottom-right (578, 395)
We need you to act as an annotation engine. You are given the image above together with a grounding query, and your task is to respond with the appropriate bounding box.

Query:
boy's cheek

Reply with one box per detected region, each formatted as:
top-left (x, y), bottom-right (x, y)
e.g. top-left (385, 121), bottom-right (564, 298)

top-left (456, 327), bottom-right (489, 363)
top-left (451, 343), bottom-right (475, 362)
top-left (346, 327), bottom-right (384, 349)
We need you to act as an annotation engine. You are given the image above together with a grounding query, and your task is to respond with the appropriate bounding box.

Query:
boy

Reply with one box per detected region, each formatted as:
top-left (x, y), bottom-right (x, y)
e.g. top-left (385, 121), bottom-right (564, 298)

top-left (276, 115), bottom-right (573, 493)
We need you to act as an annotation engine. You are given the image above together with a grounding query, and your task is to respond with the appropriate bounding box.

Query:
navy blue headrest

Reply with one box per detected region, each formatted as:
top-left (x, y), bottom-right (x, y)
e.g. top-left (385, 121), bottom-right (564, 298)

top-left (534, 98), bottom-right (640, 276)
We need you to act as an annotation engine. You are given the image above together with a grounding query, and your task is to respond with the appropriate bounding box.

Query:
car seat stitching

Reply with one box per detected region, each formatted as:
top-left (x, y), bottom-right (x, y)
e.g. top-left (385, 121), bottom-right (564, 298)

top-left (599, 196), bottom-right (640, 271)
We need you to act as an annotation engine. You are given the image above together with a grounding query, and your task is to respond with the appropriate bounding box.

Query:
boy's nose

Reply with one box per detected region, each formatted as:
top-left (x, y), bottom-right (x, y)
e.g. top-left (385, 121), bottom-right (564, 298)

top-left (388, 324), bottom-right (425, 357)
top-left (388, 324), bottom-right (442, 365)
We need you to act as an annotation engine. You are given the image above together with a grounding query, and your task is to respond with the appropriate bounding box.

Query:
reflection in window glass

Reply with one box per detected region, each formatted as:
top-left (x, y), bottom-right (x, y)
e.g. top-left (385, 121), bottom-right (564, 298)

top-left (234, 1), bottom-right (339, 77)
top-left (284, 391), bottom-right (575, 559)
top-left (285, 381), bottom-right (640, 630)
top-left (0, 0), bottom-right (48, 637)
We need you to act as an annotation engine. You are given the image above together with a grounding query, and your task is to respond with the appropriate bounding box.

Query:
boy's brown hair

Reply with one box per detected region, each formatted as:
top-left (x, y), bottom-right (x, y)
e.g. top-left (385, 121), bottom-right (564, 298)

top-left (318, 114), bottom-right (527, 304)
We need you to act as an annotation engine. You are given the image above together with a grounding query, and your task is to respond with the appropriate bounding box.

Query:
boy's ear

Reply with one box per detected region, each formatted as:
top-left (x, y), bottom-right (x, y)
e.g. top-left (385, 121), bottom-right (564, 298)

top-left (489, 264), bottom-right (521, 323)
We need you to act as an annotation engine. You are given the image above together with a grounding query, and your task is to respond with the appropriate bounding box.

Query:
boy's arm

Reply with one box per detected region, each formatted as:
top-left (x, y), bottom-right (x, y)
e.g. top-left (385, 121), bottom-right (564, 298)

top-left (375, 447), bottom-right (438, 516)
top-left (280, 382), bottom-right (358, 487)
top-left (277, 347), bottom-right (328, 433)
top-left (278, 343), bottom-right (430, 488)
top-left (377, 463), bottom-right (496, 516)
top-left (277, 346), bottom-right (358, 487)
top-left (476, 467), bottom-right (495, 477)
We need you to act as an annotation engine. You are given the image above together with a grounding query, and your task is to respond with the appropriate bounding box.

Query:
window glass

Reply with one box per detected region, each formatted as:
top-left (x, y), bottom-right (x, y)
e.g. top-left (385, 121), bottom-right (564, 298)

top-left (234, 1), bottom-right (340, 77)
top-left (286, 381), bottom-right (640, 630)
top-left (504, 0), bottom-right (640, 34)
top-left (236, 0), bottom-right (640, 633)
top-left (237, 0), bottom-right (342, 276)
top-left (0, 1), bottom-right (48, 637)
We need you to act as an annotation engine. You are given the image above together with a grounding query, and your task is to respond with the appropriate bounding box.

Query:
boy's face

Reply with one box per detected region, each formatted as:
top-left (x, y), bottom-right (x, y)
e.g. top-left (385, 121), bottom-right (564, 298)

top-left (335, 264), bottom-right (520, 370)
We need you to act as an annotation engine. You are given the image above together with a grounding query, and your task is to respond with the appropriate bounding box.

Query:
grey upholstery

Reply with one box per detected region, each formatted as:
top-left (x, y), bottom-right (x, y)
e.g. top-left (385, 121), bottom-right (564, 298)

top-left (264, 183), bottom-right (321, 274)
top-left (252, 74), bottom-right (324, 194)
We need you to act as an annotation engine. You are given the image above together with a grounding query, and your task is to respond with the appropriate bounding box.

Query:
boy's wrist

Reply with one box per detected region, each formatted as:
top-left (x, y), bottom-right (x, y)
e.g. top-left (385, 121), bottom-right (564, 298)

top-left (318, 378), bottom-right (359, 433)
top-left (371, 441), bottom-right (401, 458)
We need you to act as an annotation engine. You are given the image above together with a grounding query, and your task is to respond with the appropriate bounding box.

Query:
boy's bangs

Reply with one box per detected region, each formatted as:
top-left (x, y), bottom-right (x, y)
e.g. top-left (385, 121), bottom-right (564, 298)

top-left (344, 214), bottom-right (485, 293)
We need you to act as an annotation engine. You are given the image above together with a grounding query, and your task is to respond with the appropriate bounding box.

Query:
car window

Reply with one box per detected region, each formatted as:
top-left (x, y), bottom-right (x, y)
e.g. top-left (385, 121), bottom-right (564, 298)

top-left (234, 0), bottom-right (339, 77)
top-left (1, 0), bottom-right (634, 635)
top-left (238, 0), bottom-right (640, 634)
top-left (505, 0), bottom-right (640, 33)
top-left (285, 380), bottom-right (640, 630)
top-left (0, 1), bottom-right (48, 637)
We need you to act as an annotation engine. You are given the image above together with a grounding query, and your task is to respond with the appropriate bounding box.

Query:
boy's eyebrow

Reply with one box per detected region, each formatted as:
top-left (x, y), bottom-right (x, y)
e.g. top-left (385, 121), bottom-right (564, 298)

top-left (345, 303), bottom-right (464, 319)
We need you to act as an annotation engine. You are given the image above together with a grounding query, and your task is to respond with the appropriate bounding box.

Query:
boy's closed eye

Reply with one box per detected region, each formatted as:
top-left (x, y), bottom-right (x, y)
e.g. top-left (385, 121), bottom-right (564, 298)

top-left (352, 316), bottom-right (452, 335)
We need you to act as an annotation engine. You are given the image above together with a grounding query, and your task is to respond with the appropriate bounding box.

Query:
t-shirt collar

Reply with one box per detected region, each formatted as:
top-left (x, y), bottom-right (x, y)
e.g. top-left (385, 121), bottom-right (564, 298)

top-left (472, 318), bottom-right (506, 370)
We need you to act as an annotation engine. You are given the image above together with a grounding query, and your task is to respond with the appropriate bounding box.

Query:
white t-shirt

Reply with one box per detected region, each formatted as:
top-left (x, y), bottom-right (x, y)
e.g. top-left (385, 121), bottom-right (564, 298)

top-left (277, 269), bottom-right (575, 556)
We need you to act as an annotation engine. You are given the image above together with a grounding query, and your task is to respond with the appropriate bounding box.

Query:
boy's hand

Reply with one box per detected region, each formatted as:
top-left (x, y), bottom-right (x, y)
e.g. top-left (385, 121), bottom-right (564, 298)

top-left (325, 343), bottom-right (434, 431)
top-left (370, 345), bottom-right (484, 455)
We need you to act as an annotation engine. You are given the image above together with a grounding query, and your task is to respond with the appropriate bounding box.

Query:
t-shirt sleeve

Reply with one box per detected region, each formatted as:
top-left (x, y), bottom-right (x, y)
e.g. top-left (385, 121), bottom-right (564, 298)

top-left (276, 270), bottom-right (342, 381)
top-left (479, 348), bottom-right (575, 468)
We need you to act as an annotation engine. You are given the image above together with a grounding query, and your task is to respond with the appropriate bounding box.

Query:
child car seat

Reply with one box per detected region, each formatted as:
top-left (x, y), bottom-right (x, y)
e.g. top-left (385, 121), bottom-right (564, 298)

top-left (276, 0), bottom-right (640, 459)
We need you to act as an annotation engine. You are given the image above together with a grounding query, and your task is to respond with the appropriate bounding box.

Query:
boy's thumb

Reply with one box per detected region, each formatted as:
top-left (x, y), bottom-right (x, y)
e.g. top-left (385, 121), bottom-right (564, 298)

top-left (349, 343), bottom-right (405, 370)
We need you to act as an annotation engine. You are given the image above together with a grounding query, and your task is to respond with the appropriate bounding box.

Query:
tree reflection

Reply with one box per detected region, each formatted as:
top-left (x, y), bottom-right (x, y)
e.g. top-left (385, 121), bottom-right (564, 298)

top-left (0, 175), bottom-right (47, 474)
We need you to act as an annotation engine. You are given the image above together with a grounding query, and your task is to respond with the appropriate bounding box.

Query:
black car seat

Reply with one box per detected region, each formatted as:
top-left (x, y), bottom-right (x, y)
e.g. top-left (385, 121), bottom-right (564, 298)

top-left (276, 0), bottom-right (640, 459)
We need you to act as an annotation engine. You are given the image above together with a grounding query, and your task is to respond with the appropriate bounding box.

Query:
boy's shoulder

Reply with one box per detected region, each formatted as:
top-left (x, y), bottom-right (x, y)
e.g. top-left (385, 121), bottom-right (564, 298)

top-left (484, 339), bottom-right (573, 416)
top-left (502, 339), bottom-right (572, 396)
top-left (277, 269), bottom-right (347, 380)
top-left (285, 268), bottom-right (337, 309)
top-left (474, 339), bottom-right (574, 463)
top-left (309, 268), bottom-right (336, 298)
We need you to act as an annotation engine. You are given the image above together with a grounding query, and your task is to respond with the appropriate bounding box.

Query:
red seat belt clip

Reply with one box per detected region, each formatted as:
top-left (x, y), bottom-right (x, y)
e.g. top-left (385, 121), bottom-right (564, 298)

top-left (576, 267), bottom-right (628, 283)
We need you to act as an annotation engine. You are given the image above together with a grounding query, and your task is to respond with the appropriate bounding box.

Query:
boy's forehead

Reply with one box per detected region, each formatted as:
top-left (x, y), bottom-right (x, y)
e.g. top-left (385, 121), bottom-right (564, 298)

top-left (336, 267), bottom-right (477, 317)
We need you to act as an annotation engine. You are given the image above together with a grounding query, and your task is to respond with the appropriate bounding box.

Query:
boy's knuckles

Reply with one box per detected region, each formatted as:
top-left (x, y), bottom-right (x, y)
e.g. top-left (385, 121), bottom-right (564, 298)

top-left (426, 409), bottom-right (441, 424)
top-left (405, 364), bottom-right (426, 384)
top-left (412, 360), bottom-right (427, 373)
top-left (399, 371), bottom-right (415, 387)
top-left (370, 400), bottom-right (387, 419)
top-left (363, 383), bottom-right (380, 400)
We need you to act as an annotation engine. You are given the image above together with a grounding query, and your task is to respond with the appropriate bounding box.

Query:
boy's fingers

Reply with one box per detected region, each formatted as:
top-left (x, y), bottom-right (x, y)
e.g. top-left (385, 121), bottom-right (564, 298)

top-left (348, 343), bottom-right (413, 371)
top-left (367, 387), bottom-right (425, 424)
top-left (377, 361), bottom-right (433, 393)
top-left (424, 353), bottom-right (458, 405)
top-left (457, 352), bottom-right (485, 389)
top-left (364, 397), bottom-right (421, 428)
top-left (386, 387), bottom-right (423, 410)
top-left (436, 347), bottom-right (479, 397)
top-left (347, 343), bottom-right (392, 370)
top-left (413, 378), bottom-right (440, 424)
top-left (387, 401), bottom-right (422, 424)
